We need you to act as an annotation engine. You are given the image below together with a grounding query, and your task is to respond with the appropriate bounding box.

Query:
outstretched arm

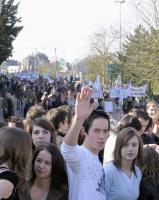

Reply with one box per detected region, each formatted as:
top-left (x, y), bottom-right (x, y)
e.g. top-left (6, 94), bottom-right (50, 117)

top-left (64, 86), bottom-right (94, 146)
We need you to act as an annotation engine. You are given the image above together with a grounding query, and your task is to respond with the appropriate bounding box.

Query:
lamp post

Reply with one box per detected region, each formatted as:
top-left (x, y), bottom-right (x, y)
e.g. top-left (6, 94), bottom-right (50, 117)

top-left (115, 0), bottom-right (125, 52)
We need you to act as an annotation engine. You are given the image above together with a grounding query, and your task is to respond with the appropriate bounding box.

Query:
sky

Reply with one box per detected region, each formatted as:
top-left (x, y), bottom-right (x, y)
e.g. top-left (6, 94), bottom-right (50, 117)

top-left (12, 0), bottom-right (141, 63)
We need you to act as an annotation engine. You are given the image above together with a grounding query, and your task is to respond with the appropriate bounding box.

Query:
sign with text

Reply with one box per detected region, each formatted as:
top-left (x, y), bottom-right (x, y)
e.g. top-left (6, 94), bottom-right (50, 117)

top-left (110, 84), bottom-right (147, 99)
top-left (131, 85), bottom-right (147, 97)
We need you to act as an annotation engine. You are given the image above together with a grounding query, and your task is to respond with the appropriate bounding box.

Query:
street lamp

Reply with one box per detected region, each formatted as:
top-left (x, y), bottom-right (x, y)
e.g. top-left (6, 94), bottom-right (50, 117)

top-left (115, 0), bottom-right (125, 52)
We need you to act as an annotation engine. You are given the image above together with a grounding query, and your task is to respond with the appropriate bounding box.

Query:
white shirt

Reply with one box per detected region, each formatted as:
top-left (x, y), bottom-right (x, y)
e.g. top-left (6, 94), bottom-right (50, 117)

top-left (103, 133), bottom-right (117, 164)
top-left (61, 143), bottom-right (106, 200)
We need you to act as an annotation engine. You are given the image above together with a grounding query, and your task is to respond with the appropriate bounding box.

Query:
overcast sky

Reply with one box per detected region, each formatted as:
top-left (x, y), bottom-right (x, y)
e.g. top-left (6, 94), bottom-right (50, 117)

top-left (12, 0), bottom-right (141, 63)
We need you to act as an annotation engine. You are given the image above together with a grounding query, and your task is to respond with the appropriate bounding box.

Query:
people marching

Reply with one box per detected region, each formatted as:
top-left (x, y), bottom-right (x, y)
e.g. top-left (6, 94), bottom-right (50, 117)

top-left (0, 73), bottom-right (159, 200)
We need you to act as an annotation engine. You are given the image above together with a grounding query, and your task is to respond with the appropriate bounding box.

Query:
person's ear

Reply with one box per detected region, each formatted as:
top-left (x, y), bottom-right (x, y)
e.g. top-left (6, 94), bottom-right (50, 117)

top-left (79, 127), bottom-right (85, 136)
top-left (82, 127), bottom-right (88, 137)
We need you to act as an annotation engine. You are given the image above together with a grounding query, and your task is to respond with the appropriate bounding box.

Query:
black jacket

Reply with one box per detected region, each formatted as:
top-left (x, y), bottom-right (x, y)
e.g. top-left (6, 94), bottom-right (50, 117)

top-left (138, 176), bottom-right (159, 200)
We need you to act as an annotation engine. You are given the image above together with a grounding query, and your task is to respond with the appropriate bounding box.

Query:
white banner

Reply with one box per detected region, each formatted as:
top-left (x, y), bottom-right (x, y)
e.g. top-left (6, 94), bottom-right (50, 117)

top-left (104, 101), bottom-right (114, 113)
top-left (131, 85), bottom-right (147, 97)
top-left (109, 84), bottom-right (147, 99)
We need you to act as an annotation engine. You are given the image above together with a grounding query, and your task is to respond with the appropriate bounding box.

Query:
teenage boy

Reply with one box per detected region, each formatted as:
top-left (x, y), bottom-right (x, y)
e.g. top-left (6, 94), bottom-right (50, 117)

top-left (61, 86), bottom-right (110, 200)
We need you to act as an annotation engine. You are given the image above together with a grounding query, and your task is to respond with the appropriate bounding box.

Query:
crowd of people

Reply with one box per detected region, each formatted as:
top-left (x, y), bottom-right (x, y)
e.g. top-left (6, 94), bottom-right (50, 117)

top-left (0, 74), bottom-right (159, 200)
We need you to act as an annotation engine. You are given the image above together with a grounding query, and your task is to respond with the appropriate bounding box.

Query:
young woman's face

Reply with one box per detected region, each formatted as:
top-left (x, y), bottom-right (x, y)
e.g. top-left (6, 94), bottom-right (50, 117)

top-left (32, 125), bottom-right (51, 147)
top-left (121, 136), bottom-right (139, 163)
top-left (34, 150), bottom-right (52, 179)
top-left (147, 104), bottom-right (158, 120)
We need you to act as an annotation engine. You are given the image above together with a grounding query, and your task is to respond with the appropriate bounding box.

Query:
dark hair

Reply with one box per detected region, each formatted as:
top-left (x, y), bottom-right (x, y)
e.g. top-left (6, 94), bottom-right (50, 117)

top-left (114, 127), bottom-right (143, 175)
top-left (145, 116), bottom-right (153, 132)
top-left (90, 98), bottom-right (94, 104)
top-left (0, 121), bottom-right (7, 128)
top-left (83, 110), bottom-right (110, 133)
top-left (116, 114), bottom-right (142, 133)
top-left (30, 143), bottom-right (68, 200)
top-left (58, 105), bottom-right (72, 125)
top-left (129, 109), bottom-right (149, 121)
top-left (46, 108), bottom-right (68, 130)
top-left (0, 127), bottom-right (32, 192)
top-left (141, 147), bottom-right (159, 188)
top-left (8, 116), bottom-right (24, 128)
top-left (29, 118), bottom-right (57, 149)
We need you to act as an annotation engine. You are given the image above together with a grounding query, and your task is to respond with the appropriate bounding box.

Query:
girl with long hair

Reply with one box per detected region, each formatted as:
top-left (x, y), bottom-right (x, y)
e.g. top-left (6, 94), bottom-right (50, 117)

top-left (138, 147), bottom-right (159, 200)
top-left (104, 127), bottom-right (143, 200)
top-left (103, 114), bottom-right (142, 164)
top-left (0, 126), bottom-right (32, 199)
top-left (29, 142), bottom-right (68, 200)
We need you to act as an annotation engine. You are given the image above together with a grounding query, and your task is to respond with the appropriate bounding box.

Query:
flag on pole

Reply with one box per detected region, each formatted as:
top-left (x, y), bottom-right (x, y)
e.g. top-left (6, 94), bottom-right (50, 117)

top-left (92, 75), bottom-right (103, 99)
top-left (114, 74), bottom-right (122, 99)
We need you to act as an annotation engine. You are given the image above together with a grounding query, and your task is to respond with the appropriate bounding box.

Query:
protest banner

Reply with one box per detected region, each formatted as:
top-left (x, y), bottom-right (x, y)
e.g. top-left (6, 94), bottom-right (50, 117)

top-left (131, 85), bottom-right (147, 97)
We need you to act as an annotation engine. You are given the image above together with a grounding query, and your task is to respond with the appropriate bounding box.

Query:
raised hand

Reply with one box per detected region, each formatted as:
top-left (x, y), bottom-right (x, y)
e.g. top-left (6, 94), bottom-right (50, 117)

top-left (75, 86), bottom-right (94, 121)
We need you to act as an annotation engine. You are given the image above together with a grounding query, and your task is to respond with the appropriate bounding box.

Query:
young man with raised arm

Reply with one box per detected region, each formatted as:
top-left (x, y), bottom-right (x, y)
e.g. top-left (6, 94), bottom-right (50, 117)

top-left (61, 86), bottom-right (110, 200)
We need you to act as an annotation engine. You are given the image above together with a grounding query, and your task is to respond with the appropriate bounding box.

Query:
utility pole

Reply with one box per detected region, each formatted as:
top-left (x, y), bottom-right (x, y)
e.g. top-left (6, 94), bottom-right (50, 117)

top-left (115, 0), bottom-right (125, 52)
top-left (55, 47), bottom-right (57, 75)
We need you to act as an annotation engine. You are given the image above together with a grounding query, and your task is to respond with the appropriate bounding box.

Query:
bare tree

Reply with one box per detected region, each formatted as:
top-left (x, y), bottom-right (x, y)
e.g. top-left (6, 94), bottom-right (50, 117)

top-left (88, 27), bottom-right (117, 83)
